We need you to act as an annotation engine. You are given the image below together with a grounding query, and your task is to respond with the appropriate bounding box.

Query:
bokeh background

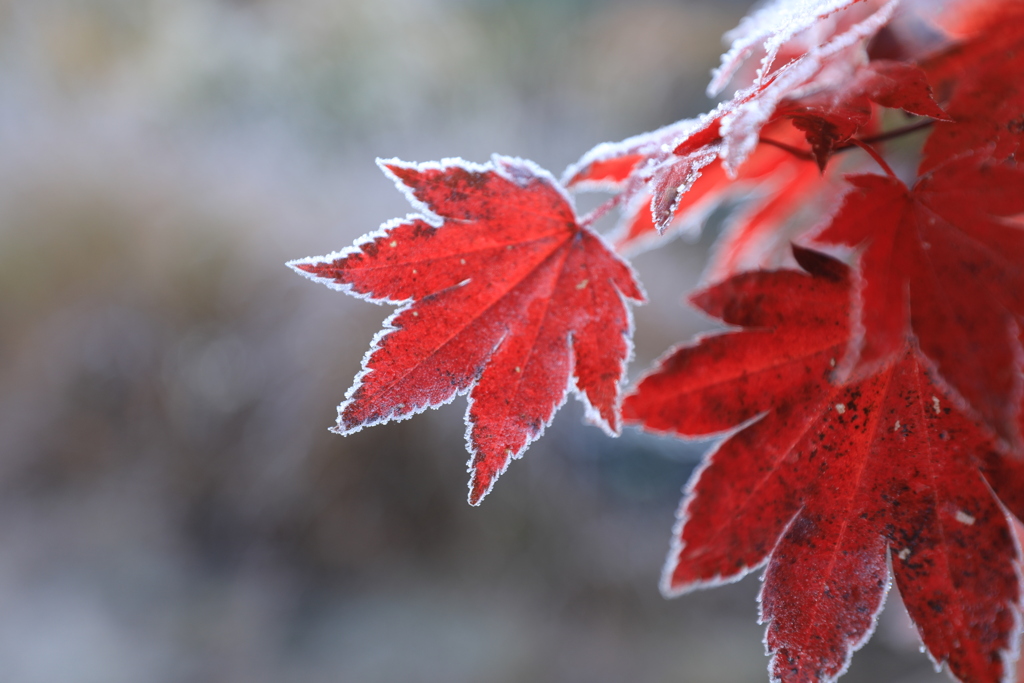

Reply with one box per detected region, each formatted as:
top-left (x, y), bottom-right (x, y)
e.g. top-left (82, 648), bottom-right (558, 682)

top-left (0, 0), bottom-right (960, 681)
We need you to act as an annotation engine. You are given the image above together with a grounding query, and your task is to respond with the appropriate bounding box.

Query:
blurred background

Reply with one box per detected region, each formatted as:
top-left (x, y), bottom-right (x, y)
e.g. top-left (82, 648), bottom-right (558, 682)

top-left (0, 0), bottom-right (957, 681)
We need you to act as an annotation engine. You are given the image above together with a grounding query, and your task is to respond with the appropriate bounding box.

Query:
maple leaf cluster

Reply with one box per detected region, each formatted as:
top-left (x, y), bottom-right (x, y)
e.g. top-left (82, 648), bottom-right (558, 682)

top-left (290, 1), bottom-right (1024, 681)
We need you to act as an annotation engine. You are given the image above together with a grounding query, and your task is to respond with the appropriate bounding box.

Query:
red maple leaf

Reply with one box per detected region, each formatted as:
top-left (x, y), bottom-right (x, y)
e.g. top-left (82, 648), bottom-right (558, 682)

top-left (289, 155), bottom-right (645, 504)
top-left (603, 122), bottom-right (827, 257)
top-left (623, 248), bottom-right (1023, 683)
top-left (705, 0), bottom-right (874, 98)
top-left (812, 155), bottom-right (1024, 447)
top-left (596, 121), bottom-right (843, 285)
top-left (774, 60), bottom-right (948, 169)
top-left (563, 2), bottom-right (944, 264)
top-left (668, 0), bottom-right (901, 179)
top-left (922, 3), bottom-right (1024, 170)
top-left (661, 55), bottom-right (943, 210)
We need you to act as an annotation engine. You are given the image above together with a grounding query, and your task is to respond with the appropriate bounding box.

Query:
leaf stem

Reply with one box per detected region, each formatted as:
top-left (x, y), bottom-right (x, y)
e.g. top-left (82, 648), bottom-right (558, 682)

top-left (579, 194), bottom-right (623, 230)
top-left (849, 138), bottom-right (898, 179)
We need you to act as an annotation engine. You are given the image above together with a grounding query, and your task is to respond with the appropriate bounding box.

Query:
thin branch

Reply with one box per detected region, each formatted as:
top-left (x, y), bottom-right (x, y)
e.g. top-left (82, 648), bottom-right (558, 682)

top-left (857, 119), bottom-right (935, 146)
top-left (757, 136), bottom-right (817, 161)
top-left (757, 119), bottom-right (937, 169)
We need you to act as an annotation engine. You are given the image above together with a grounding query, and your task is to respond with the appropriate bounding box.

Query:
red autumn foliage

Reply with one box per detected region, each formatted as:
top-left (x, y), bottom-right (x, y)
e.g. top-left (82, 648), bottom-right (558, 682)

top-left (624, 249), bottom-right (1022, 683)
top-left (291, 0), bottom-right (1024, 681)
top-left (813, 157), bottom-right (1024, 450)
top-left (289, 157), bottom-right (644, 504)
